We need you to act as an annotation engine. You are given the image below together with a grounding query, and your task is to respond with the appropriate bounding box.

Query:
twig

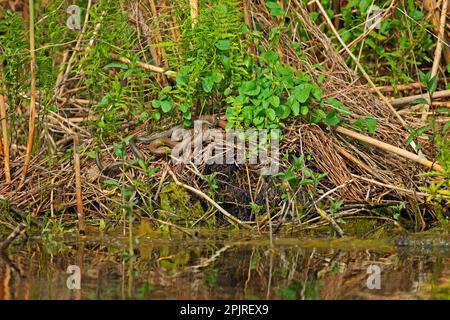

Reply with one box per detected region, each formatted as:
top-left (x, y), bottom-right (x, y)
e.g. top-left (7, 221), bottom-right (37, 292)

top-left (390, 88), bottom-right (450, 107)
top-left (0, 223), bottom-right (26, 252)
top-left (167, 169), bottom-right (252, 229)
top-left (73, 134), bottom-right (85, 235)
top-left (314, 204), bottom-right (344, 237)
top-left (21, 0), bottom-right (37, 184)
top-left (314, 179), bottom-right (354, 204)
top-left (335, 126), bottom-right (444, 172)
top-left (186, 245), bottom-right (232, 271)
top-left (109, 54), bottom-right (176, 78)
top-left (351, 174), bottom-right (449, 198)
top-left (368, 82), bottom-right (423, 93)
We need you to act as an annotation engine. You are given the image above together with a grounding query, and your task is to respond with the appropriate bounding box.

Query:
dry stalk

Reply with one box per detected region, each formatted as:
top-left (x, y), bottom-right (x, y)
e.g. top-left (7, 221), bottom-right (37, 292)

top-left (21, 0), bottom-right (37, 184)
top-left (0, 79), bottom-right (11, 184)
top-left (335, 126), bottom-right (444, 172)
top-left (73, 134), bottom-right (85, 234)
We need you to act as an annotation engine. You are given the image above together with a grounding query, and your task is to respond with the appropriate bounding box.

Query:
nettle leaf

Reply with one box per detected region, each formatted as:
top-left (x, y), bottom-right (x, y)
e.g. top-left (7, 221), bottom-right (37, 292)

top-left (176, 66), bottom-right (190, 85)
top-left (293, 83), bottom-right (311, 103)
top-left (325, 109), bottom-right (341, 126)
top-left (215, 40), bottom-right (231, 51)
top-left (261, 50), bottom-right (279, 65)
top-left (365, 114), bottom-right (377, 133)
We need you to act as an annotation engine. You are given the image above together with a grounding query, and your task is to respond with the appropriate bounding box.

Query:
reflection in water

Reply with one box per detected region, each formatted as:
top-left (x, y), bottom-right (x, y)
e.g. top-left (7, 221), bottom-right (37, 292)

top-left (1, 236), bottom-right (450, 300)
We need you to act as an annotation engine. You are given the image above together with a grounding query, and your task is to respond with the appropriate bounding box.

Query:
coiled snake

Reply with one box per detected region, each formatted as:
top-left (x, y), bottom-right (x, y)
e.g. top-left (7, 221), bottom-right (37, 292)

top-left (96, 115), bottom-right (226, 176)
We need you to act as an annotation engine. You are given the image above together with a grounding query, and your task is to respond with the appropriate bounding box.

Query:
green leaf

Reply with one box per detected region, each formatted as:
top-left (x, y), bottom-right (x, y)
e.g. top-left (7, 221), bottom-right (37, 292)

top-left (178, 103), bottom-right (189, 113)
top-left (266, 1), bottom-right (284, 16)
top-left (293, 83), bottom-right (311, 103)
top-left (327, 98), bottom-right (349, 117)
top-left (358, 0), bottom-right (371, 13)
top-left (266, 108), bottom-right (276, 121)
top-left (428, 74), bottom-right (438, 94)
top-left (311, 84), bottom-right (322, 100)
top-left (152, 111), bottom-right (161, 121)
top-left (160, 98), bottom-right (173, 113)
top-left (241, 80), bottom-right (261, 96)
top-left (291, 101), bottom-right (300, 116)
top-left (325, 109), bottom-right (341, 126)
top-left (104, 62), bottom-right (128, 70)
top-left (277, 105), bottom-right (291, 119)
top-left (202, 77), bottom-right (214, 93)
top-left (310, 109), bottom-right (326, 123)
top-left (365, 114), bottom-right (377, 133)
top-left (413, 97), bottom-right (429, 105)
top-left (113, 142), bottom-right (125, 158)
top-left (300, 105), bottom-right (309, 116)
top-left (215, 40), bottom-right (231, 51)
top-left (269, 96), bottom-right (280, 108)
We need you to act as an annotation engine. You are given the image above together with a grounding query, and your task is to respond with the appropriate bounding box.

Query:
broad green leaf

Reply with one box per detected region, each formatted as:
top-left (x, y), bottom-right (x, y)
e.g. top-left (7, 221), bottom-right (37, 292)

top-left (325, 109), bottom-right (341, 126)
top-left (266, 108), bottom-right (276, 121)
top-left (293, 83), bottom-right (311, 103)
top-left (291, 101), bottom-right (300, 116)
top-left (160, 98), bottom-right (172, 113)
top-left (365, 114), bottom-right (377, 133)
top-left (215, 40), bottom-right (231, 51)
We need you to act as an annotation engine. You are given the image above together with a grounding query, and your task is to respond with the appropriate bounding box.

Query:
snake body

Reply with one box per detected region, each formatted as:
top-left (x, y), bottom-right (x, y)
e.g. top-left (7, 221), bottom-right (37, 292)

top-left (96, 115), bottom-right (227, 175)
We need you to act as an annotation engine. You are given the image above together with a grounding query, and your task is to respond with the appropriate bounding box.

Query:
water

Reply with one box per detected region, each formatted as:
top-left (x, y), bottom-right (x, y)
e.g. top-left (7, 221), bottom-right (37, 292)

top-left (1, 233), bottom-right (450, 300)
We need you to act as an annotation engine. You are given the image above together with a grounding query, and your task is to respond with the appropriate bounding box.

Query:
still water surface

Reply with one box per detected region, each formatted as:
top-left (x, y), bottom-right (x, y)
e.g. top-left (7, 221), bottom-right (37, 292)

top-left (1, 233), bottom-right (450, 300)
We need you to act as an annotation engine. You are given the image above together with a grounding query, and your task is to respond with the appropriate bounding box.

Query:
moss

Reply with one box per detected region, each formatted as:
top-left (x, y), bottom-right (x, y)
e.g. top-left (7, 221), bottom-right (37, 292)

top-left (158, 182), bottom-right (205, 226)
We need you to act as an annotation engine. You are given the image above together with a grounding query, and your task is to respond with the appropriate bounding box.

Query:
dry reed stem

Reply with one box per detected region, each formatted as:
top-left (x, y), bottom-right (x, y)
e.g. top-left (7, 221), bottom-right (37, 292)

top-left (0, 80), bottom-right (11, 184)
top-left (368, 82), bottom-right (423, 93)
top-left (109, 54), bottom-right (176, 78)
top-left (21, 0), bottom-right (37, 184)
top-left (189, 0), bottom-right (198, 27)
top-left (73, 134), bottom-right (85, 234)
top-left (422, 0), bottom-right (448, 121)
top-left (390, 88), bottom-right (450, 107)
top-left (335, 126), bottom-right (444, 172)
